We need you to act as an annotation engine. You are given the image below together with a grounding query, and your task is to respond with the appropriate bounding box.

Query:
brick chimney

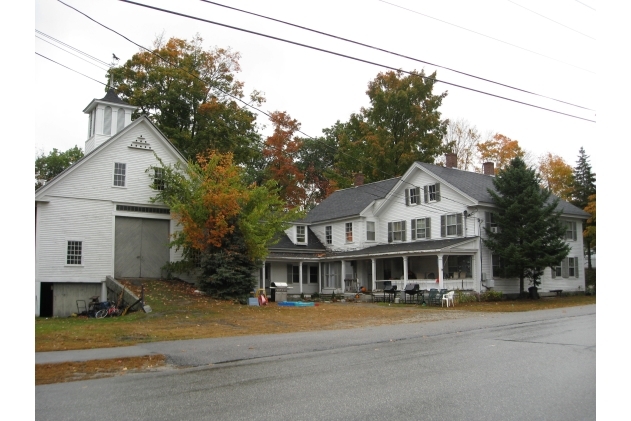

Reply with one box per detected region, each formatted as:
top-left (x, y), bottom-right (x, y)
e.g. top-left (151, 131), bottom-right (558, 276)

top-left (354, 173), bottom-right (364, 187)
top-left (445, 153), bottom-right (457, 168)
top-left (483, 162), bottom-right (495, 176)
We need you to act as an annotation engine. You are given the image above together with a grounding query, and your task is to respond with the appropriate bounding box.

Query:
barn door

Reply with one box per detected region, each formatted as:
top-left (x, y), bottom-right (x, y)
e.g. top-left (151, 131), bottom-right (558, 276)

top-left (115, 217), bottom-right (169, 278)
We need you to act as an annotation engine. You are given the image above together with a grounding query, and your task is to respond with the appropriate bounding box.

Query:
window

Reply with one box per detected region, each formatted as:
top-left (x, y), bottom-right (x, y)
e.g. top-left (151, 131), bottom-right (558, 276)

top-left (565, 221), bottom-right (577, 241)
top-left (325, 226), bottom-right (332, 245)
top-left (492, 254), bottom-right (507, 278)
top-left (411, 217), bottom-right (431, 240)
top-left (67, 241), bottom-right (82, 265)
top-left (287, 264), bottom-right (300, 284)
top-left (388, 220), bottom-right (406, 242)
top-left (103, 106), bottom-right (112, 135)
top-left (345, 223), bottom-right (353, 242)
top-left (188, 248), bottom-right (202, 268)
top-left (366, 221), bottom-right (375, 241)
top-left (117, 108), bottom-right (125, 133)
top-left (309, 266), bottom-right (318, 283)
top-left (153, 168), bottom-right (165, 190)
top-left (446, 255), bottom-right (472, 278)
top-left (485, 212), bottom-right (499, 234)
top-left (424, 183), bottom-right (441, 203)
top-left (568, 257), bottom-right (577, 277)
top-left (551, 265), bottom-right (562, 278)
top-left (441, 213), bottom-right (463, 237)
top-left (114, 163), bottom-right (126, 187)
top-left (296, 225), bottom-right (306, 243)
top-left (405, 187), bottom-right (420, 205)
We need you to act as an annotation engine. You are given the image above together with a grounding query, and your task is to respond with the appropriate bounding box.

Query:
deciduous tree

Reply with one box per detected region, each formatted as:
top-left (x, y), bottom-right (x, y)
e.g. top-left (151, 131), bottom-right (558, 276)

top-left (477, 133), bottom-right (524, 173)
top-left (441, 118), bottom-right (480, 171)
top-left (110, 35), bottom-right (263, 164)
top-left (35, 146), bottom-right (84, 190)
top-left (483, 157), bottom-right (570, 295)
top-left (537, 152), bottom-right (574, 201)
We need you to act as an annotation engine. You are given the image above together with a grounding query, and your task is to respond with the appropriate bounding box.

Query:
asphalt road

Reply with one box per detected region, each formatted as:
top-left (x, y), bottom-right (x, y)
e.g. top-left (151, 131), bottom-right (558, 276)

top-left (36, 305), bottom-right (595, 421)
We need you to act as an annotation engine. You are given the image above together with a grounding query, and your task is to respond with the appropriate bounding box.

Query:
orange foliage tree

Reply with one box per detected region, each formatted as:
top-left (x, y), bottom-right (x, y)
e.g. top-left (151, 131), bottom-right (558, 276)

top-left (537, 153), bottom-right (574, 201)
top-left (477, 133), bottom-right (524, 174)
top-left (263, 111), bottom-right (306, 209)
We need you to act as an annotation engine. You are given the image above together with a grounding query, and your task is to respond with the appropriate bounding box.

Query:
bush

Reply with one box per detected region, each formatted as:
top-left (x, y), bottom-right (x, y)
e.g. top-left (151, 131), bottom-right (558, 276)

top-left (480, 290), bottom-right (503, 302)
top-left (455, 290), bottom-right (478, 303)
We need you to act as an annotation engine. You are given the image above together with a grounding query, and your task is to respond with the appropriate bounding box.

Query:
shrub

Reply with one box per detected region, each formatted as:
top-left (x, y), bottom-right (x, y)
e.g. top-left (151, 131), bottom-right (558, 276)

top-left (480, 290), bottom-right (503, 302)
top-left (455, 290), bottom-right (478, 303)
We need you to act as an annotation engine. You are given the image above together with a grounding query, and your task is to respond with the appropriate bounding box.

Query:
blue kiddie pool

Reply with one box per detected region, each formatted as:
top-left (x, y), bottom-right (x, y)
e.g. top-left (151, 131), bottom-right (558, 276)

top-left (277, 301), bottom-right (317, 307)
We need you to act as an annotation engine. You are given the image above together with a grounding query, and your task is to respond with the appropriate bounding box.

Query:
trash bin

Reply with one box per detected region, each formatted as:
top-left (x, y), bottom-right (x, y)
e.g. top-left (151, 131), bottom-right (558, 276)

top-left (271, 282), bottom-right (288, 302)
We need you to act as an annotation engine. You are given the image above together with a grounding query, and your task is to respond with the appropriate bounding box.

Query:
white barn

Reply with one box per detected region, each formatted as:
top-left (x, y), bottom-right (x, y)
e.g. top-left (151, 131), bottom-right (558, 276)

top-left (35, 90), bottom-right (186, 317)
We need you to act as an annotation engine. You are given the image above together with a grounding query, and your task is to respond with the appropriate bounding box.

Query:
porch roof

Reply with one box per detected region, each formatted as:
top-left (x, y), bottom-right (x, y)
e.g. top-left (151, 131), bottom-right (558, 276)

top-left (327, 237), bottom-right (479, 259)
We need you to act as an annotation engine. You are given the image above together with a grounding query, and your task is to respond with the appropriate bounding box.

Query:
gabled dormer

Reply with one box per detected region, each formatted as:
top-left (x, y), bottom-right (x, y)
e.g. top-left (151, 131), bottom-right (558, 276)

top-left (83, 89), bottom-right (137, 154)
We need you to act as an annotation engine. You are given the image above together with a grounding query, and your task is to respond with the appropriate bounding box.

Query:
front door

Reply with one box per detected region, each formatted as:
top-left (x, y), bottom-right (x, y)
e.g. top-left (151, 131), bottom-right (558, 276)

top-left (114, 217), bottom-right (170, 278)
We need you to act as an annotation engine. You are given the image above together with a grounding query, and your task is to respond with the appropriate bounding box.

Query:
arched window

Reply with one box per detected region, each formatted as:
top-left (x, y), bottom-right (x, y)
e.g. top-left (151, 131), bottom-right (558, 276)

top-left (117, 108), bottom-right (125, 133)
top-left (103, 106), bottom-right (112, 135)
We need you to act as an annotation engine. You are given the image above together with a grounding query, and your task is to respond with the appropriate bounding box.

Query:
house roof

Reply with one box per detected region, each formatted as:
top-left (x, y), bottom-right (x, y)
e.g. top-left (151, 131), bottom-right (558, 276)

top-left (270, 227), bottom-right (327, 252)
top-left (416, 162), bottom-right (590, 218)
top-left (329, 237), bottom-right (478, 259)
top-left (82, 89), bottom-right (135, 113)
top-left (299, 178), bottom-right (400, 223)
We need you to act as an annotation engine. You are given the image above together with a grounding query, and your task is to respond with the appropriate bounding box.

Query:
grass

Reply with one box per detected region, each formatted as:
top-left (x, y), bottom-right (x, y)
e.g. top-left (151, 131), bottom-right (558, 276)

top-left (35, 280), bottom-right (595, 385)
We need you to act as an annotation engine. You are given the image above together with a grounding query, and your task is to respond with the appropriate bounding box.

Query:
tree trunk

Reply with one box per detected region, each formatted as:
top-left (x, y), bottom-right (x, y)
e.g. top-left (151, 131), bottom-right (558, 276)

top-left (586, 239), bottom-right (593, 270)
top-left (519, 275), bottom-right (525, 298)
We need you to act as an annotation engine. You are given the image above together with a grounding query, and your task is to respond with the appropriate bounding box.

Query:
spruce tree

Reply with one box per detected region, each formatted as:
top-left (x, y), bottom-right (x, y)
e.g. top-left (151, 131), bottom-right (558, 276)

top-left (483, 157), bottom-right (570, 296)
top-left (571, 147), bottom-right (596, 268)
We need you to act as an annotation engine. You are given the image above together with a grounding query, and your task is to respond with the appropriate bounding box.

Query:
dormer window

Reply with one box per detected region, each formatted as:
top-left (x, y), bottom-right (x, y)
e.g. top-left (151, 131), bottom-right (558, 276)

top-left (296, 225), bottom-right (306, 244)
top-left (424, 183), bottom-right (441, 203)
top-left (345, 223), bottom-right (353, 243)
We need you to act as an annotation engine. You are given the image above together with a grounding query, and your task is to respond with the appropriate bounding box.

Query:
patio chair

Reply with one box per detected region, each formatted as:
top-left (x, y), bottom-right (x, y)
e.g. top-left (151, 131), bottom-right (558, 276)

top-left (428, 288), bottom-right (440, 305)
top-left (442, 291), bottom-right (455, 307)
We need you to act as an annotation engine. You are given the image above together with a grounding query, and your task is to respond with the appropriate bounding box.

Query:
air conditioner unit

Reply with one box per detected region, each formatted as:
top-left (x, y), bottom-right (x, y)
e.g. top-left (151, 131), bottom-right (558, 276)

top-left (490, 227), bottom-right (499, 233)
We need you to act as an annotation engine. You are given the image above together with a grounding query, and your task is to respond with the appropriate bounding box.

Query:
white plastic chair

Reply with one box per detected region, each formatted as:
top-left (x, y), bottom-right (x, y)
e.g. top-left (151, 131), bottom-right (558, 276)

top-left (442, 291), bottom-right (455, 307)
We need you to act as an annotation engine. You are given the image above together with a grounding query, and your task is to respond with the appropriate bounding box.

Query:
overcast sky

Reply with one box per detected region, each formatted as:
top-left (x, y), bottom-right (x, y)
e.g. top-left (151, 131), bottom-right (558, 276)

top-left (34, 0), bottom-right (599, 172)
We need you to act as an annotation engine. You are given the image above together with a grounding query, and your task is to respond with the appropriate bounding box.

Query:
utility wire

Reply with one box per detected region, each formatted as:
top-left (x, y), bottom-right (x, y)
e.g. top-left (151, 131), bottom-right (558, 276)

top-left (36, 29), bottom-right (111, 66)
top-left (36, 52), bottom-right (107, 86)
top-left (118, 0), bottom-right (596, 123)
top-left (36, 34), bottom-right (111, 71)
top-left (200, 0), bottom-right (592, 112)
top-left (505, 0), bottom-right (595, 40)
top-left (574, 1), bottom-right (595, 12)
top-left (378, 0), bottom-right (595, 74)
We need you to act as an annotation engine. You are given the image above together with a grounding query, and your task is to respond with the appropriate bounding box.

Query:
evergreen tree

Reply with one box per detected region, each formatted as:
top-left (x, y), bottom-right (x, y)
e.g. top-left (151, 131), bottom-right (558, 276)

top-left (571, 147), bottom-right (596, 268)
top-left (483, 157), bottom-right (570, 296)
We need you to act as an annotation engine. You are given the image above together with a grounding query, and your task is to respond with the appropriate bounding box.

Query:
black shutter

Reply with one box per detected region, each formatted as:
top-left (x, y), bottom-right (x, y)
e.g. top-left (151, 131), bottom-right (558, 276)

top-left (402, 220), bottom-right (406, 241)
top-left (551, 266), bottom-right (556, 279)
top-left (405, 188), bottom-right (409, 206)
top-left (411, 219), bottom-right (416, 240)
top-left (435, 183), bottom-right (441, 201)
top-left (388, 222), bottom-right (393, 243)
top-left (424, 186), bottom-right (428, 203)
top-left (562, 258), bottom-right (569, 278)
top-left (441, 215), bottom-right (446, 237)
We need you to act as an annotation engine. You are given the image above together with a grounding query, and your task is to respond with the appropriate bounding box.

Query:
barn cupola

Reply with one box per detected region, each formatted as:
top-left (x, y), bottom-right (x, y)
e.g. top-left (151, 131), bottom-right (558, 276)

top-left (82, 89), bottom-right (137, 154)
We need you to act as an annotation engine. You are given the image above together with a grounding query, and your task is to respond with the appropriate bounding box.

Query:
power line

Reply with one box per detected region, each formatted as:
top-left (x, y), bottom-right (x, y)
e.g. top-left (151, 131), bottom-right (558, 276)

top-left (505, 0), bottom-right (595, 40)
top-left (574, 1), bottom-right (595, 12)
top-left (378, 0), bottom-right (595, 74)
top-left (35, 29), bottom-right (111, 66)
top-left (118, 0), bottom-right (596, 123)
top-left (200, 0), bottom-right (592, 112)
top-left (35, 34), bottom-right (110, 71)
top-left (35, 52), bottom-right (107, 86)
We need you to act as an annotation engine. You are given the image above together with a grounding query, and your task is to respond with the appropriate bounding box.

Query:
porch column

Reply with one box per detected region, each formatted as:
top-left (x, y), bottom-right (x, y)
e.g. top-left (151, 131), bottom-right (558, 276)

top-left (299, 261), bottom-right (303, 294)
top-left (101, 280), bottom-right (107, 301)
top-left (371, 258), bottom-right (376, 291)
top-left (437, 254), bottom-right (444, 289)
top-left (341, 260), bottom-right (346, 291)
top-left (403, 256), bottom-right (409, 286)
top-left (261, 260), bottom-right (266, 289)
top-left (318, 262), bottom-right (322, 293)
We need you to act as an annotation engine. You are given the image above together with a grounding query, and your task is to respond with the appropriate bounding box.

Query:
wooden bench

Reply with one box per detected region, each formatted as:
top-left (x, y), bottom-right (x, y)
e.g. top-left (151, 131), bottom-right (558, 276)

top-left (549, 289), bottom-right (563, 296)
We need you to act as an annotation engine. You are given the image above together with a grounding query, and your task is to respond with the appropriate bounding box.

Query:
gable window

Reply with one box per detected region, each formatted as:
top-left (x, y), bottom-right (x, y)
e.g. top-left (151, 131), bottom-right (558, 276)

top-left (411, 217), bottom-right (431, 240)
top-left (113, 163), bottom-right (126, 187)
top-left (424, 183), bottom-right (441, 203)
top-left (366, 221), bottom-right (375, 241)
top-left (345, 222), bottom-right (353, 242)
top-left (325, 226), bottom-right (332, 245)
top-left (405, 187), bottom-right (420, 205)
top-left (103, 106), bottom-right (112, 135)
top-left (565, 221), bottom-right (577, 241)
top-left (153, 168), bottom-right (165, 190)
top-left (66, 241), bottom-right (82, 265)
top-left (296, 225), bottom-right (306, 243)
top-left (388, 220), bottom-right (407, 242)
top-left (117, 108), bottom-right (125, 133)
top-left (441, 213), bottom-right (463, 237)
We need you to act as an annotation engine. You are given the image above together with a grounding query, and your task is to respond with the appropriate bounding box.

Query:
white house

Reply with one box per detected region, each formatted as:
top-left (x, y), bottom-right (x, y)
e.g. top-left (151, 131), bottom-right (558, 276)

top-left (258, 154), bottom-right (590, 298)
top-left (35, 90), bottom-right (186, 317)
